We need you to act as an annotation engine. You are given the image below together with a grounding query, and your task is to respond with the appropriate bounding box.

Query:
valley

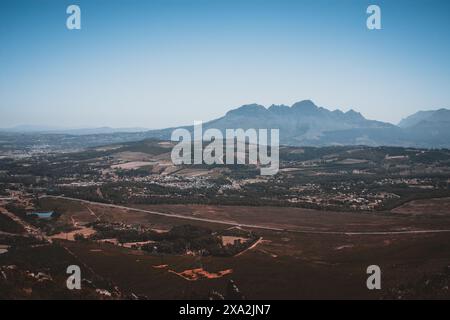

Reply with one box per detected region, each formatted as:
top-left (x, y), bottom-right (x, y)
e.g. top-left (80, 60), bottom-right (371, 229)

top-left (1, 139), bottom-right (449, 299)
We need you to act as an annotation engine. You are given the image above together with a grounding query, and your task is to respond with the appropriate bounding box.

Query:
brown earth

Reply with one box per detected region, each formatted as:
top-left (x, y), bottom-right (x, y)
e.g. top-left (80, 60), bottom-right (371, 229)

top-left (33, 197), bottom-right (450, 299)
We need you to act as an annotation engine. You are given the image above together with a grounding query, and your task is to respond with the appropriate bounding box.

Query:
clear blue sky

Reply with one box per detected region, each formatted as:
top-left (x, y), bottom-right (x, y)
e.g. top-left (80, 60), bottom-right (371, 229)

top-left (1, 0), bottom-right (450, 128)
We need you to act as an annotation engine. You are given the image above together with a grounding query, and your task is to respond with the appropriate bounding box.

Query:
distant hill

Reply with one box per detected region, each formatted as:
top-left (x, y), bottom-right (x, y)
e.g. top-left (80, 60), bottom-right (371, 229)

top-left (397, 109), bottom-right (450, 148)
top-left (0, 126), bottom-right (149, 135)
top-left (398, 110), bottom-right (436, 128)
top-left (398, 109), bottom-right (450, 128)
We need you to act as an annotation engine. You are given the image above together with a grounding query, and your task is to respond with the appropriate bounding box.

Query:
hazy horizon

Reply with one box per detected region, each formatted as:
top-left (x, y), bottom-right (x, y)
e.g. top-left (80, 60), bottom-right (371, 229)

top-left (1, 0), bottom-right (450, 129)
top-left (1, 100), bottom-right (449, 131)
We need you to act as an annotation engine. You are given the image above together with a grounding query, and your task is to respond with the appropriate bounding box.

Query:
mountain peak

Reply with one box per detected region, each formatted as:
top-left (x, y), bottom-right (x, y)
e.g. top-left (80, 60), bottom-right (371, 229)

top-left (268, 104), bottom-right (290, 113)
top-left (226, 104), bottom-right (267, 117)
top-left (291, 100), bottom-right (318, 110)
top-left (345, 109), bottom-right (365, 121)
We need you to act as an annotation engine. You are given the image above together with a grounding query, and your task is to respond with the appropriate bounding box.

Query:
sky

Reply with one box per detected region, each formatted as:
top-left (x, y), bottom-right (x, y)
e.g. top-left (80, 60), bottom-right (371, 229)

top-left (1, 0), bottom-right (450, 129)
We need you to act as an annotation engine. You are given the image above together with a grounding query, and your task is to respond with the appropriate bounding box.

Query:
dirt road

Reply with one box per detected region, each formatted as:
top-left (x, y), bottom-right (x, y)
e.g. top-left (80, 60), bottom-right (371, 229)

top-left (40, 195), bottom-right (450, 236)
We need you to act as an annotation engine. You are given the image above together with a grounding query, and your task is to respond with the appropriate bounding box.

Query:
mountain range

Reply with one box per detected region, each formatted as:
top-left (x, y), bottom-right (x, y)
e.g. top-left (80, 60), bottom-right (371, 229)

top-left (2, 100), bottom-right (450, 149)
top-left (143, 100), bottom-right (450, 148)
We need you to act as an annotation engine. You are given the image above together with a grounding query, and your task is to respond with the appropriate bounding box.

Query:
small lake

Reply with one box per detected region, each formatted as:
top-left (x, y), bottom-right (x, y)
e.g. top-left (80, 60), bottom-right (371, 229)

top-left (27, 211), bottom-right (54, 219)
